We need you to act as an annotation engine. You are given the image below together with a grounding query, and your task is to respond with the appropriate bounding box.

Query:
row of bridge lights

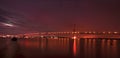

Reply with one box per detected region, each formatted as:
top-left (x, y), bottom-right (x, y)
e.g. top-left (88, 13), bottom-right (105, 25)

top-left (84, 32), bottom-right (118, 34)
top-left (20, 31), bottom-right (119, 35)
top-left (47, 32), bottom-right (80, 34)
top-left (46, 32), bottom-right (119, 34)
top-left (0, 35), bottom-right (18, 38)
top-left (0, 32), bottom-right (119, 38)
top-left (71, 32), bottom-right (119, 39)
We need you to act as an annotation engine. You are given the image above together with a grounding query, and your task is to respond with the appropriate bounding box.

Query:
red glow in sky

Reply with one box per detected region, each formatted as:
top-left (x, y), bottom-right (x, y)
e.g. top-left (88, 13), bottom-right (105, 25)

top-left (0, 0), bottom-right (120, 34)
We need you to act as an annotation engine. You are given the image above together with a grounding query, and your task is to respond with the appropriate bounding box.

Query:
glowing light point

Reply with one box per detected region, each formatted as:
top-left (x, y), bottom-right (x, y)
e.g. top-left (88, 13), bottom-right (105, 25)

top-left (114, 32), bottom-right (118, 34)
top-left (93, 32), bottom-right (96, 34)
top-left (85, 32), bottom-right (88, 34)
top-left (72, 36), bottom-right (77, 39)
top-left (89, 32), bottom-right (92, 34)
top-left (108, 32), bottom-right (111, 34)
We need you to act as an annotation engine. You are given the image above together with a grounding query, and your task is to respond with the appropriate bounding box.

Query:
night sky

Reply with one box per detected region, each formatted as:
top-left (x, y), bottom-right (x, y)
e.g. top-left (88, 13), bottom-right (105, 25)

top-left (0, 0), bottom-right (120, 34)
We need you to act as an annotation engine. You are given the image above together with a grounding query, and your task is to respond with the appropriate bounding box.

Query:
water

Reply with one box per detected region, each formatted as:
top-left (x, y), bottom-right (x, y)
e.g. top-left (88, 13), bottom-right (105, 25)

top-left (0, 38), bottom-right (120, 58)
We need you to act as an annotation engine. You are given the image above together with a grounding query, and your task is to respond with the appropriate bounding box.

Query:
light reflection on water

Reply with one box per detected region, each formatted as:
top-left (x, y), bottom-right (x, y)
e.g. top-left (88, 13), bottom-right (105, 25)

top-left (0, 38), bottom-right (120, 58)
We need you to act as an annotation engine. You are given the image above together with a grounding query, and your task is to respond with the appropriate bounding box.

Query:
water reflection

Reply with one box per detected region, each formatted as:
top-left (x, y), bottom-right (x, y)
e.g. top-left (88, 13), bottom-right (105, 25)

top-left (0, 38), bottom-right (120, 58)
top-left (112, 40), bottom-right (118, 58)
top-left (0, 39), bottom-right (25, 58)
top-left (73, 39), bottom-right (77, 57)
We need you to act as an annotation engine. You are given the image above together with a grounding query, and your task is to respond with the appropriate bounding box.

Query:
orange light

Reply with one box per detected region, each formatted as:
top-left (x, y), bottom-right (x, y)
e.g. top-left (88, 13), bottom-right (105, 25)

top-left (108, 32), bottom-right (111, 34)
top-left (114, 32), bottom-right (118, 34)
top-left (85, 32), bottom-right (88, 33)
top-left (73, 36), bottom-right (77, 39)
top-left (75, 32), bottom-right (77, 33)
top-left (103, 32), bottom-right (105, 34)
top-left (93, 32), bottom-right (96, 34)
top-left (89, 32), bottom-right (92, 33)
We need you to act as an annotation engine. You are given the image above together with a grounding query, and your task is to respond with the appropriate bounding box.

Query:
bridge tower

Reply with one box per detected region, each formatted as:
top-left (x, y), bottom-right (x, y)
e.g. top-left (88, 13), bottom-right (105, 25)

top-left (73, 24), bottom-right (76, 32)
top-left (72, 24), bottom-right (77, 39)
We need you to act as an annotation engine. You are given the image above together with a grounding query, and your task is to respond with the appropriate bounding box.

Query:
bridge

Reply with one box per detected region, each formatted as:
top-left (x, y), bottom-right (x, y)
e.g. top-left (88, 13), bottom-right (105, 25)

top-left (1, 32), bottom-right (118, 39)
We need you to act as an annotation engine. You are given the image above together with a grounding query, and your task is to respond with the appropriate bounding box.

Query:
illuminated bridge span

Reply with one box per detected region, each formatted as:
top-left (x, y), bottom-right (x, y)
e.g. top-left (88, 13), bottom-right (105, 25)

top-left (0, 32), bottom-right (120, 39)
top-left (11, 32), bottom-right (120, 39)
